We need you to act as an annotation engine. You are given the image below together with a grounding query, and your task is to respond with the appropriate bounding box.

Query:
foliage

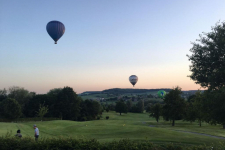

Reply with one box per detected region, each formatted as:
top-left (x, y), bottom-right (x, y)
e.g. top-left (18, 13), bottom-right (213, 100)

top-left (79, 100), bottom-right (102, 121)
top-left (115, 101), bottom-right (128, 115)
top-left (7, 86), bottom-right (35, 116)
top-left (0, 137), bottom-right (225, 150)
top-left (0, 98), bottom-right (21, 120)
top-left (136, 100), bottom-right (144, 113)
top-left (0, 88), bottom-right (7, 102)
top-left (54, 87), bottom-right (81, 120)
top-left (47, 88), bottom-right (62, 96)
top-left (187, 21), bottom-right (225, 90)
top-left (24, 95), bottom-right (51, 118)
top-left (204, 88), bottom-right (225, 128)
top-left (183, 100), bottom-right (196, 123)
top-left (149, 103), bottom-right (162, 122)
top-left (191, 91), bottom-right (205, 127)
top-left (36, 103), bottom-right (48, 121)
top-left (162, 86), bottom-right (186, 126)
top-left (126, 100), bottom-right (132, 112)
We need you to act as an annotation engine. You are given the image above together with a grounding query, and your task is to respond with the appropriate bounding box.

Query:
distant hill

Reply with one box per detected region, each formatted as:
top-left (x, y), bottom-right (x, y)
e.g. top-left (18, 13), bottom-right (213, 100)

top-left (102, 88), bottom-right (171, 94)
top-left (79, 88), bottom-right (200, 95)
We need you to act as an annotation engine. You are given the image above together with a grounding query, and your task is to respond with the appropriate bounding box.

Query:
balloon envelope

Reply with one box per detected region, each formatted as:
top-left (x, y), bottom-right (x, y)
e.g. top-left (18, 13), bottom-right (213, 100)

top-left (129, 75), bottom-right (138, 87)
top-left (157, 90), bottom-right (166, 98)
top-left (46, 21), bottom-right (65, 44)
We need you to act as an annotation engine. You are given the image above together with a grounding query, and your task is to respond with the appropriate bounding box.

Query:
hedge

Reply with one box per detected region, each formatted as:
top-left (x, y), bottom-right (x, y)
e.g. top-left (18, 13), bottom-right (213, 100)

top-left (0, 137), bottom-right (224, 150)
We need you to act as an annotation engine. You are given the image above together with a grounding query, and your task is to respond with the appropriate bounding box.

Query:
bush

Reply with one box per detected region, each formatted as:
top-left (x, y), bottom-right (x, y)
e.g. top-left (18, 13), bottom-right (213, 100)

top-left (0, 137), bottom-right (224, 150)
top-left (106, 116), bottom-right (109, 120)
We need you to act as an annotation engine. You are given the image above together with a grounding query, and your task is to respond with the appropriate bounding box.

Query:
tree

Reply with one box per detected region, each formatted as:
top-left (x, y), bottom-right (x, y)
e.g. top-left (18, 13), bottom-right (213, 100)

top-left (205, 88), bottom-right (225, 129)
top-left (115, 101), bottom-right (128, 115)
top-left (187, 21), bottom-right (225, 90)
top-left (126, 100), bottom-right (132, 112)
top-left (183, 100), bottom-right (196, 124)
top-left (145, 103), bottom-right (152, 113)
top-left (79, 100), bottom-right (102, 121)
top-left (8, 86), bottom-right (34, 116)
top-left (191, 91), bottom-right (205, 127)
top-left (149, 103), bottom-right (162, 122)
top-left (162, 86), bottom-right (186, 126)
top-left (36, 103), bottom-right (48, 121)
top-left (0, 88), bottom-right (7, 102)
top-left (47, 88), bottom-right (62, 96)
top-left (0, 98), bottom-right (21, 120)
top-left (54, 87), bottom-right (81, 120)
top-left (136, 100), bottom-right (144, 113)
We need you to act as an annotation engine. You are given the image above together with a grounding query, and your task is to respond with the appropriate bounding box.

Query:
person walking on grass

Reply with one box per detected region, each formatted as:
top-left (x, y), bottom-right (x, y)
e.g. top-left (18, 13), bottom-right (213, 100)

top-left (33, 124), bottom-right (39, 141)
top-left (15, 129), bottom-right (22, 138)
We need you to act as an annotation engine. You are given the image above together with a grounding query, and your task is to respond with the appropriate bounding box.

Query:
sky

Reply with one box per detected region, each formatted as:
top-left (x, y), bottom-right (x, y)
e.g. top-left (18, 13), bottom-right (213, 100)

top-left (0, 0), bottom-right (225, 94)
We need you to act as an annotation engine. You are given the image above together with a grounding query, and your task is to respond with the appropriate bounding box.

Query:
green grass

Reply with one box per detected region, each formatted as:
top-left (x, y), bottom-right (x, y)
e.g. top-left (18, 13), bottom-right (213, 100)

top-left (0, 111), bottom-right (224, 146)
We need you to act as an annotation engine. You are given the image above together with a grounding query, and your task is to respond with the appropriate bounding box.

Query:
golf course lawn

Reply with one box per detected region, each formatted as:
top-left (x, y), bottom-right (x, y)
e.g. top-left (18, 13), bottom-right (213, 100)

top-left (0, 111), bottom-right (224, 145)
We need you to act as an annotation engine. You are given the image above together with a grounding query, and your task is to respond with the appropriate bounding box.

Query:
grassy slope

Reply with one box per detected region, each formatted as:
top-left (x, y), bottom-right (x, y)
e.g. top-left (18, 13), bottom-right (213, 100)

top-left (0, 112), bottom-right (224, 145)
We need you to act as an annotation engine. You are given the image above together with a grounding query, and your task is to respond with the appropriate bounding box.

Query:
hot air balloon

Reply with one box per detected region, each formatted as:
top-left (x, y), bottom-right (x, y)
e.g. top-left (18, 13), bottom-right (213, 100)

top-left (46, 21), bottom-right (65, 44)
top-left (157, 90), bottom-right (166, 98)
top-left (129, 75), bottom-right (138, 87)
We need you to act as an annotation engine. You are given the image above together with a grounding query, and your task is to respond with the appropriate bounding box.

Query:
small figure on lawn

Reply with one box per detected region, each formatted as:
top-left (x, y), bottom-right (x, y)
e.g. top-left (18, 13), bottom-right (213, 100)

top-left (15, 129), bottom-right (22, 138)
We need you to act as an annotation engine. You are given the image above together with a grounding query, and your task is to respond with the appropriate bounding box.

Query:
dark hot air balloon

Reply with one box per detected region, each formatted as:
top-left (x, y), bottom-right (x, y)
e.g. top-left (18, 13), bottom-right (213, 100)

top-left (46, 21), bottom-right (65, 44)
top-left (129, 75), bottom-right (138, 87)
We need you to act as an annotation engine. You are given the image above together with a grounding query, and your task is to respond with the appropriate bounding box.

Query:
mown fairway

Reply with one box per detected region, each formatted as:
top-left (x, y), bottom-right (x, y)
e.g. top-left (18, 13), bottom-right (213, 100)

top-left (0, 111), bottom-right (224, 145)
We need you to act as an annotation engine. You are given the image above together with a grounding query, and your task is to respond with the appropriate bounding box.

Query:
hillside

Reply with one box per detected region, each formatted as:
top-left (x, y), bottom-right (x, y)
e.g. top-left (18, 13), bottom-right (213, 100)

top-left (79, 88), bottom-right (200, 100)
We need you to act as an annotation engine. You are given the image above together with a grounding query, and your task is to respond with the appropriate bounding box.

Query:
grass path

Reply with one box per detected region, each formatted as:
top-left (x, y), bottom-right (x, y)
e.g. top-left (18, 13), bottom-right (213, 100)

top-left (174, 130), bottom-right (225, 140)
top-left (143, 121), bottom-right (225, 139)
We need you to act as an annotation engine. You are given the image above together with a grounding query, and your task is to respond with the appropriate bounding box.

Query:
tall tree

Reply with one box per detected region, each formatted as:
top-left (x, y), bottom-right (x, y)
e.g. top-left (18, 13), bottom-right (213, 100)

top-left (192, 91), bottom-right (205, 127)
top-left (205, 88), bottom-right (225, 129)
top-left (8, 86), bottom-right (34, 116)
top-left (0, 88), bottom-right (7, 102)
top-left (79, 100), bottom-right (102, 121)
top-left (163, 86), bottom-right (186, 126)
top-left (126, 100), bottom-right (133, 112)
top-left (187, 21), bottom-right (225, 90)
top-left (0, 98), bottom-right (21, 120)
top-left (115, 101), bottom-right (128, 115)
top-left (149, 103), bottom-right (162, 122)
top-left (55, 87), bottom-right (81, 120)
top-left (136, 100), bottom-right (144, 113)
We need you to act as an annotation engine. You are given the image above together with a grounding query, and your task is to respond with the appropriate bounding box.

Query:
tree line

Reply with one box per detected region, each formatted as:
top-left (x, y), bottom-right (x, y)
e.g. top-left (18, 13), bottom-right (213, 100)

top-left (147, 86), bottom-right (225, 129)
top-left (149, 21), bottom-right (225, 129)
top-left (0, 86), bottom-right (103, 121)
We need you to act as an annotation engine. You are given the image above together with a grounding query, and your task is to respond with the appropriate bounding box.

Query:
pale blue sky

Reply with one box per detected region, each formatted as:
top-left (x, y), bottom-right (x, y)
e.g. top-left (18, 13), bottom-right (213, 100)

top-left (0, 0), bottom-right (225, 93)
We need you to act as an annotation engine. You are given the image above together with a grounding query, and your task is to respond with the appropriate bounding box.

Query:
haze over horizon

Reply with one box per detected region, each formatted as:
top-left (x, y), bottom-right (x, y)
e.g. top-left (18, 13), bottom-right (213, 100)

top-left (1, 0), bottom-right (224, 94)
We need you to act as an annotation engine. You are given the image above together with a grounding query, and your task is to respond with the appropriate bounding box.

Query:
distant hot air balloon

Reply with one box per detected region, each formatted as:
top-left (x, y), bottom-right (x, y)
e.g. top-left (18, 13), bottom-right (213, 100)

top-left (46, 21), bottom-right (65, 44)
top-left (129, 75), bottom-right (138, 87)
top-left (157, 90), bottom-right (166, 98)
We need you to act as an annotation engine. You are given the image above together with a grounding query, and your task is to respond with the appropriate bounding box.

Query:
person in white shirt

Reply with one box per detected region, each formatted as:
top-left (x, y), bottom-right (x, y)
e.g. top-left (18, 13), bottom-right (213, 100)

top-left (33, 124), bottom-right (39, 141)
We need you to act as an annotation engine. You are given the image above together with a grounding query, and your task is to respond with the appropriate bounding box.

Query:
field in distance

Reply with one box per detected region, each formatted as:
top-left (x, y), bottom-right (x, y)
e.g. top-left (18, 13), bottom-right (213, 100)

top-left (0, 111), bottom-right (224, 145)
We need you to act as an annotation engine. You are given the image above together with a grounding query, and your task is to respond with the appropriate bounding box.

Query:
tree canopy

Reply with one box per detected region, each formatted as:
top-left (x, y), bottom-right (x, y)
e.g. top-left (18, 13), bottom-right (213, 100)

top-left (115, 101), bottom-right (128, 115)
top-left (162, 86), bottom-right (186, 126)
top-left (187, 21), bottom-right (225, 90)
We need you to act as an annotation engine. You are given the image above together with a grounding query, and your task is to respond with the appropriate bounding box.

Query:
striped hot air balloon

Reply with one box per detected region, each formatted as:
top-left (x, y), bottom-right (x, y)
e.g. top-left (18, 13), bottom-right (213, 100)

top-left (129, 75), bottom-right (138, 87)
top-left (46, 21), bottom-right (65, 44)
